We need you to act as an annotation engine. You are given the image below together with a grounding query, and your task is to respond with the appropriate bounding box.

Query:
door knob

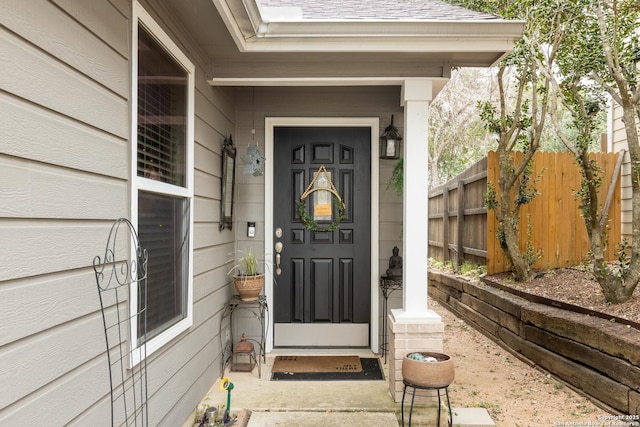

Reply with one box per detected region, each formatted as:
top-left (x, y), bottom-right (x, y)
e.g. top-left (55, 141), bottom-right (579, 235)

top-left (275, 241), bottom-right (284, 276)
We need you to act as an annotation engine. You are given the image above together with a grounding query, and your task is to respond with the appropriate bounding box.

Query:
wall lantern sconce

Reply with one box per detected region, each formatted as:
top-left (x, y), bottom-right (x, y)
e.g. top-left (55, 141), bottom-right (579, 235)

top-left (380, 115), bottom-right (402, 159)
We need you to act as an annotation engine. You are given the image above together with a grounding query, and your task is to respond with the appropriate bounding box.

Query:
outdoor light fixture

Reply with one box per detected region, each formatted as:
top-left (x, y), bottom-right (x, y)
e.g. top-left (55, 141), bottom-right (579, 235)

top-left (380, 115), bottom-right (402, 159)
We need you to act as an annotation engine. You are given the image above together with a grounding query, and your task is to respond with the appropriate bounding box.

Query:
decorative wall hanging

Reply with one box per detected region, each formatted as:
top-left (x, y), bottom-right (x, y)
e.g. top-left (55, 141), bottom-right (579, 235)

top-left (242, 88), bottom-right (265, 176)
top-left (297, 165), bottom-right (346, 232)
top-left (220, 135), bottom-right (236, 231)
top-left (242, 143), bottom-right (265, 176)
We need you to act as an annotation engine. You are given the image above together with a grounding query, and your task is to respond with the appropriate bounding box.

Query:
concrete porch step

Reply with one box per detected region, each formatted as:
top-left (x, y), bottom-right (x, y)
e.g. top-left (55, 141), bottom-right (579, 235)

top-left (246, 410), bottom-right (400, 426)
top-left (452, 407), bottom-right (496, 427)
top-left (397, 405), bottom-right (495, 427)
top-left (244, 406), bottom-right (495, 427)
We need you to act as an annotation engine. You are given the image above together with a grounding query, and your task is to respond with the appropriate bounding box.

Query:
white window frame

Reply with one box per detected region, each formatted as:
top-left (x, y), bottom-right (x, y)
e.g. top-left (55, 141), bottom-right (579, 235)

top-left (130, 2), bottom-right (195, 363)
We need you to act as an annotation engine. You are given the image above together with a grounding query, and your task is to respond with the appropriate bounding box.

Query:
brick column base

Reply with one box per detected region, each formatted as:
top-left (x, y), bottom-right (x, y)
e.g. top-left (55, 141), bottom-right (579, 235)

top-left (388, 310), bottom-right (444, 403)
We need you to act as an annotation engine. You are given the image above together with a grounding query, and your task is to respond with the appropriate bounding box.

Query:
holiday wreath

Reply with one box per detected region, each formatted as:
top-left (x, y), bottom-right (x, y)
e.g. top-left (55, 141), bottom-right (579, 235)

top-left (297, 165), bottom-right (346, 232)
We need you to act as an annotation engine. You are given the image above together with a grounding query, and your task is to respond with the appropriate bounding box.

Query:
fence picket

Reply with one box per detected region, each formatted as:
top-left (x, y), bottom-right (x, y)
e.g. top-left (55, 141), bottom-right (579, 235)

top-left (428, 151), bottom-right (622, 274)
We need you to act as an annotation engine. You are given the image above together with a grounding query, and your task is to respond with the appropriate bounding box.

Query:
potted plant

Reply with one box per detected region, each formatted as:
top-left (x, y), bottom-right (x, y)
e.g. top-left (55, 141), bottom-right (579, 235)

top-left (228, 248), bottom-right (265, 301)
top-left (401, 351), bottom-right (455, 388)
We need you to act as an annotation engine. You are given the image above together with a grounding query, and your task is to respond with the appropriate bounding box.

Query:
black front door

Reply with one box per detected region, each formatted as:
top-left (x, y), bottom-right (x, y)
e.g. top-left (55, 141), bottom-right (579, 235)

top-left (273, 126), bottom-right (371, 347)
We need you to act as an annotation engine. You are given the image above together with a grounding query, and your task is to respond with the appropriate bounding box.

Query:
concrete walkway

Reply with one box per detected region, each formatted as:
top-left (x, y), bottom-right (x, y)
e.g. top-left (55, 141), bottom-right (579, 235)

top-left (190, 349), bottom-right (492, 427)
top-left (247, 411), bottom-right (399, 426)
top-left (194, 349), bottom-right (442, 426)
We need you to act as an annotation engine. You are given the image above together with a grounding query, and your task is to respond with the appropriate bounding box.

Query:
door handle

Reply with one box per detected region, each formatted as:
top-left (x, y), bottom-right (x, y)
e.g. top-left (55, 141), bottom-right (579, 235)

top-left (275, 241), bottom-right (283, 276)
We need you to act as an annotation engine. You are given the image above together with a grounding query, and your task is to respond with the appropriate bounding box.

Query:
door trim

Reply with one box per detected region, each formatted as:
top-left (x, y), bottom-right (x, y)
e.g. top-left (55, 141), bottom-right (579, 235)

top-left (264, 117), bottom-right (380, 352)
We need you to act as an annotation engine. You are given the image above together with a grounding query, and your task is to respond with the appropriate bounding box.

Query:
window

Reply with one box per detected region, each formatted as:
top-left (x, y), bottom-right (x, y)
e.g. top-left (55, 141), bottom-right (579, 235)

top-left (132, 5), bottom-right (194, 357)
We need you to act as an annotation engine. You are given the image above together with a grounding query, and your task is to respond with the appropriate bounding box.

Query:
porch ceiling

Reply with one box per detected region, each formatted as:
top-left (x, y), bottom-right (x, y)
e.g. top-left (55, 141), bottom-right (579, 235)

top-left (160, 0), bottom-right (524, 84)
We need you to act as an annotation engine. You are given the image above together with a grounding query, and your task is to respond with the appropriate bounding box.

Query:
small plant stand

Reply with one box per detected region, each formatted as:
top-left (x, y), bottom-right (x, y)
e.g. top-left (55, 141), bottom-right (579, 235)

top-left (379, 275), bottom-right (402, 364)
top-left (220, 295), bottom-right (268, 378)
top-left (401, 380), bottom-right (452, 427)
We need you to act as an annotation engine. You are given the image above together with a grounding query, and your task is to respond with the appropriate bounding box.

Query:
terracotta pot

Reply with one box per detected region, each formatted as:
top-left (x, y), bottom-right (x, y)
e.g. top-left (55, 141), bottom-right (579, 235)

top-left (233, 274), bottom-right (265, 301)
top-left (402, 352), bottom-right (455, 388)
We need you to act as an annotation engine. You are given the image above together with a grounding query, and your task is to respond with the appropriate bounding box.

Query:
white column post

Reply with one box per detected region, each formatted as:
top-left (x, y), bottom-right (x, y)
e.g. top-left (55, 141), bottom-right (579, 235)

top-left (397, 79), bottom-right (435, 317)
top-left (387, 78), bottom-right (446, 402)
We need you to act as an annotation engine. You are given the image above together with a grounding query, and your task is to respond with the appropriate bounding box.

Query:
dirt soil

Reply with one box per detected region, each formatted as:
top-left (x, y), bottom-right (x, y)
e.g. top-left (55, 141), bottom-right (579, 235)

top-left (429, 267), bottom-right (640, 427)
top-left (489, 267), bottom-right (640, 324)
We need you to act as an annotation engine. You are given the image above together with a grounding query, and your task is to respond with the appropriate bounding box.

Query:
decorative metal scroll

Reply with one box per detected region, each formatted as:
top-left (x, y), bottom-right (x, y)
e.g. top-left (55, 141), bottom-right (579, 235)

top-left (297, 165), bottom-right (346, 232)
top-left (92, 218), bottom-right (149, 427)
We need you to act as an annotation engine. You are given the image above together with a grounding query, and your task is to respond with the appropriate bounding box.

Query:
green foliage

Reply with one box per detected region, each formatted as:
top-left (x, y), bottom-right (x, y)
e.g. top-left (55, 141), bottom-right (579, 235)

top-left (574, 157), bottom-right (603, 232)
top-left (297, 199), bottom-right (346, 232)
top-left (228, 248), bottom-right (261, 276)
top-left (428, 257), bottom-right (456, 273)
top-left (556, 0), bottom-right (640, 91)
top-left (428, 257), bottom-right (486, 283)
top-left (515, 161), bottom-right (543, 208)
top-left (610, 238), bottom-right (631, 278)
top-left (387, 158), bottom-right (403, 196)
top-left (460, 262), bottom-right (487, 283)
top-left (524, 214), bottom-right (543, 268)
top-left (484, 181), bottom-right (498, 211)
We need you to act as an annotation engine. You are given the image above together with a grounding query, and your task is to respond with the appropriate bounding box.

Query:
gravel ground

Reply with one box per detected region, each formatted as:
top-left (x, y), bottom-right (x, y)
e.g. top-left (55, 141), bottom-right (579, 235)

top-left (430, 300), bottom-right (614, 427)
top-left (428, 266), bottom-right (640, 426)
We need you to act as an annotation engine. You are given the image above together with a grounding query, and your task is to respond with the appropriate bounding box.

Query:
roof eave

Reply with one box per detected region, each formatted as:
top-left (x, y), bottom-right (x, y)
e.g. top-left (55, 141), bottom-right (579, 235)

top-left (213, 0), bottom-right (524, 62)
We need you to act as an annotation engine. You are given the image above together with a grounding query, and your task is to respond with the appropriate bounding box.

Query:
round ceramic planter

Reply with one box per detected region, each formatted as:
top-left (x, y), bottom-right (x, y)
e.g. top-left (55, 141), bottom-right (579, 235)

top-left (233, 274), bottom-right (264, 301)
top-left (402, 352), bottom-right (455, 388)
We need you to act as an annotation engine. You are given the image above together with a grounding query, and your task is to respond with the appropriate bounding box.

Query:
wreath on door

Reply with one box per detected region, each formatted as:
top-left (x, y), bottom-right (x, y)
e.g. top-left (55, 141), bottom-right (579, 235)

top-left (297, 165), bottom-right (346, 232)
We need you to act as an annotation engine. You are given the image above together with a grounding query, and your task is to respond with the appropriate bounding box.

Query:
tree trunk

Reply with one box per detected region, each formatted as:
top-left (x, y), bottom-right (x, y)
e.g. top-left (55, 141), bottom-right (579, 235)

top-left (591, 103), bottom-right (640, 303)
top-left (500, 214), bottom-right (535, 281)
top-left (495, 149), bottom-right (535, 282)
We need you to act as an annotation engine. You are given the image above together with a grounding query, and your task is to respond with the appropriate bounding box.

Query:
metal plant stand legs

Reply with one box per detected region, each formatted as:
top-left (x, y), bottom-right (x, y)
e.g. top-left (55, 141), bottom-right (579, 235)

top-left (401, 380), bottom-right (452, 427)
top-left (379, 276), bottom-right (402, 364)
top-left (219, 295), bottom-right (268, 378)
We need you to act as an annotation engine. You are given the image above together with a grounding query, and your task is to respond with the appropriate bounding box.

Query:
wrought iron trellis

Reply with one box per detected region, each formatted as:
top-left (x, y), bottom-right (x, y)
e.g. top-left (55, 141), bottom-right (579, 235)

top-left (93, 218), bottom-right (149, 426)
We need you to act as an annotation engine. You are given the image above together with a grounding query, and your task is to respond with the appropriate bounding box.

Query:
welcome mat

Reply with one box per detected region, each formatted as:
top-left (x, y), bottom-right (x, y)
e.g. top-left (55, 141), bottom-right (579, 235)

top-left (272, 355), bottom-right (362, 373)
top-left (271, 357), bottom-right (384, 381)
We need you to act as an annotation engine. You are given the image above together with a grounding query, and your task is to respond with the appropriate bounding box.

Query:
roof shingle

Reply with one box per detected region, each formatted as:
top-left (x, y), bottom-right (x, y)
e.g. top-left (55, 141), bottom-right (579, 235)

top-left (258, 0), bottom-right (499, 21)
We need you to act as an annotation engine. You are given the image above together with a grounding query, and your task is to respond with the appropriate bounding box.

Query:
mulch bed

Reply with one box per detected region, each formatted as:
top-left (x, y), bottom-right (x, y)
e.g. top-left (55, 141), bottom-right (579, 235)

top-left (486, 267), bottom-right (640, 325)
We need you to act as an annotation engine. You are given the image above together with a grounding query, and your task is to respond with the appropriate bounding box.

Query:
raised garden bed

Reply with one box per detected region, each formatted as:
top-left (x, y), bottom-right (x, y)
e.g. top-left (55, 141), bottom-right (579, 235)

top-left (429, 270), bottom-right (640, 415)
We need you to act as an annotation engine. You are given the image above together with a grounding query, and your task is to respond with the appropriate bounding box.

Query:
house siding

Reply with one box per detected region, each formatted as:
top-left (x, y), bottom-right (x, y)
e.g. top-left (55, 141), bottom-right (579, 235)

top-left (232, 86), bottom-right (404, 350)
top-left (1, 1), bottom-right (234, 426)
top-left (611, 101), bottom-right (633, 240)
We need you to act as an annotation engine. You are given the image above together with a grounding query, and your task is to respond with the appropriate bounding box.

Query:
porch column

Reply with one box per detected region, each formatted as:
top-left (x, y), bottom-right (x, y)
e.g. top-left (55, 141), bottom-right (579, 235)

top-left (401, 79), bottom-right (431, 315)
top-left (388, 78), bottom-right (444, 402)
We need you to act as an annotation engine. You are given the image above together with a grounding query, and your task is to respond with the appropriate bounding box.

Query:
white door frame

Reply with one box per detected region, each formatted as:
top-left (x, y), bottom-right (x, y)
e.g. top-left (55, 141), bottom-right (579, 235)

top-left (264, 117), bottom-right (380, 352)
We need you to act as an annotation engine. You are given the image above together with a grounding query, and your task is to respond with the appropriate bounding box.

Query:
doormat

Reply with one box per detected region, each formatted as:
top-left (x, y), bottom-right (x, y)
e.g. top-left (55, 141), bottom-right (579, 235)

top-left (272, 355), bottom-right (362, 373)
top-left (271, 357), bottom-right (384, 381)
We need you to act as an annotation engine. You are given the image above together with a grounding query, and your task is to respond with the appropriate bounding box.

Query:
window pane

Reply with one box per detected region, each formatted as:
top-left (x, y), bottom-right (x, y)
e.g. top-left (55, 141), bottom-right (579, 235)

top-left (138, 191), bottom-right (190, 340)
top-left (137, 25), bottom-right (187, 186)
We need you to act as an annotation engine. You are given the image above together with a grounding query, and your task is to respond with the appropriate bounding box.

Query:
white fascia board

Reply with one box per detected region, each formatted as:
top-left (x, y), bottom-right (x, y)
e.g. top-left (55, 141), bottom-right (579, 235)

top-left (259, 20), bottom-right (525, 40)
top-left (238, 36), bottom-right (520, 54)
top-left (210, 0), bottom-right (249, 50)
top-left (248, 21), bottom-right (524, 54)
top-left (214, 0), bottom-right (524, 54)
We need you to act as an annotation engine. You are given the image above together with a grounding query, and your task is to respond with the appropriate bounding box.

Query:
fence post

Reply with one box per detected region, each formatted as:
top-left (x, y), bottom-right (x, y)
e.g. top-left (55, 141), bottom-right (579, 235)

top-left (443, 188), bottom-right (450, 262)
top-left (457, 179), bottom-right (465, 269)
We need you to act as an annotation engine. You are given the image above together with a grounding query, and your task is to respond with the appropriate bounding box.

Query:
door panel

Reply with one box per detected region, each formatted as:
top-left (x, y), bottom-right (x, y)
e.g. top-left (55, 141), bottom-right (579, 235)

top-left (273, 126), bottom-right (371, 346)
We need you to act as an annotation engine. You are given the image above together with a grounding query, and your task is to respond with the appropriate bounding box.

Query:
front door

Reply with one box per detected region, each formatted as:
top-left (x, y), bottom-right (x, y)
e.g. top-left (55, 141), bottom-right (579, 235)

top-left (273, 126), bottom-right (371, 347)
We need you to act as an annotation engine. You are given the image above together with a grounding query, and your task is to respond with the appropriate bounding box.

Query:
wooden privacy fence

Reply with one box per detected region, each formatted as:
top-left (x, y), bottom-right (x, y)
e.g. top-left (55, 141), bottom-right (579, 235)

top-left (428, 151), bottom-right (623, 275)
